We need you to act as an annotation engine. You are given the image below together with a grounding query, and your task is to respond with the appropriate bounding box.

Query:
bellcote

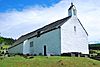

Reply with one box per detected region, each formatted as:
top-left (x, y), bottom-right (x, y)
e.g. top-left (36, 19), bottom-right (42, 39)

top-left (68, 3), bottom-right (77, 16)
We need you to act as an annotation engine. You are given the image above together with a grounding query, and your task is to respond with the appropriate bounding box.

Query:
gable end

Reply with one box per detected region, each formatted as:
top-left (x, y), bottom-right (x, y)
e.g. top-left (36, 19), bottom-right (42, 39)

top-left (77, 18), bottom-right (88, 36)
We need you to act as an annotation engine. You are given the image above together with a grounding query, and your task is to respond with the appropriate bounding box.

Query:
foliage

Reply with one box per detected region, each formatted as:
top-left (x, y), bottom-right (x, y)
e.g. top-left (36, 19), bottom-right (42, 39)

top-left (89, 50), bottom-right (97, 54)
top-left (0, 37), bottom-right (15, 45)
top-left (90, 50), bottom-right (100, 54)
top-left (0, 56), bottom-right (100, 67)
top-left (0, 37), bottom-right (4, 44)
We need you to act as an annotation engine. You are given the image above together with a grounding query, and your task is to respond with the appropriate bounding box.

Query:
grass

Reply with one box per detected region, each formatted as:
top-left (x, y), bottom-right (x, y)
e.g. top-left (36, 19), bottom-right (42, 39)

top-left (2, 45), bottom-right (10, 49)
top-left (0, 45), bottom-right (10, 51)
top-left (93, 50), bottom-right (100, 53)
top-left (0, 56), bottom-right (100, 67)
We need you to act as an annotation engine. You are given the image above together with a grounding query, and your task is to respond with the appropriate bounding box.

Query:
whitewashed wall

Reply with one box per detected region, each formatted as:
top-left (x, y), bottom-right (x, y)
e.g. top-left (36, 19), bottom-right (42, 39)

top-left (23, 40), bottom-right (30, 54)
top-left (61, 16), bottom-right (89, 54)
top-left (30, 28), bottom-right (61, 55)
top-left (28, 38), bottom-right (34, 54)
top-left (8, 28), bottom-right (61, 55)
top-left (8, 43), bottom-right (23, 54)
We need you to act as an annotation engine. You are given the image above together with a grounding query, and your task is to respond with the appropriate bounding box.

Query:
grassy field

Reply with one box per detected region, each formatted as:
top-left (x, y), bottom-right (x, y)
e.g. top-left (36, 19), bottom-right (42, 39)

top-left (0, 56), bottom-right (100, 67)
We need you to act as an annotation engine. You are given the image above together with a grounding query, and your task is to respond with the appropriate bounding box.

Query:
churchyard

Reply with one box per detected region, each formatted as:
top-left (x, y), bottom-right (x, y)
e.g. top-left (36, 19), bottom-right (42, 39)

top-left (0, 55), bottom-right (100, 67)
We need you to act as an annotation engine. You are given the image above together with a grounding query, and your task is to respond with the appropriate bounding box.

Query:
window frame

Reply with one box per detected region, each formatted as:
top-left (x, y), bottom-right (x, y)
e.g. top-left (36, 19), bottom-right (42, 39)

top-left (30, 41), bottom-right (33, 47)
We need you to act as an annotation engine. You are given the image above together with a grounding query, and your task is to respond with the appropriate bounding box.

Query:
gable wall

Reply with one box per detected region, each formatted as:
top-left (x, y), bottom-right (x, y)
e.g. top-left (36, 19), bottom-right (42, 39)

top-left (61, 16), bottom-right (89, 54)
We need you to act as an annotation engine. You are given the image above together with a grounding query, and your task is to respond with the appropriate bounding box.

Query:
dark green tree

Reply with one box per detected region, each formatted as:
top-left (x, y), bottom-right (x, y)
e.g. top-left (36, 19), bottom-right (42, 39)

top-left (0, 37), bottom-right (4, 44)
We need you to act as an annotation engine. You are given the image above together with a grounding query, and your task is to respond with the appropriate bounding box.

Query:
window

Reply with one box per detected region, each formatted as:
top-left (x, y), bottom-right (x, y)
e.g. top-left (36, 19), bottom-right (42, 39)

top-left (74, 26), bottom-right (76, 32)
top-left (73, 9), bottom-right (76, 15)
top-left (37, 31), bottom-right (40, 37)
top-left (68, 10), bottom-right (72, 16)
top-left (30, 41), bottom-right (33, 47)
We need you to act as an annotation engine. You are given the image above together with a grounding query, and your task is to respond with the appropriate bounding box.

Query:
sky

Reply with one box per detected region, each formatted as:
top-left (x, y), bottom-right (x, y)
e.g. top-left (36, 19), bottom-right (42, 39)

top-left (0, 0), bottom-right (100, 43)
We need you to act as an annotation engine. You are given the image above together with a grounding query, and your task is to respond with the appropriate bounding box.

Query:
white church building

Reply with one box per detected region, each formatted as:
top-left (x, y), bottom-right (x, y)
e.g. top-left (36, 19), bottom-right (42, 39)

top-left (8, 3), bottom-right (89, 56)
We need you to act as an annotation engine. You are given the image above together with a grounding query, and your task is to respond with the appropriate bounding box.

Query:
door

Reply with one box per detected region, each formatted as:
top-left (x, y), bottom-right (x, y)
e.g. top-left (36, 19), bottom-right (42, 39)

top-left (44, 45), bottom-right (47, 56)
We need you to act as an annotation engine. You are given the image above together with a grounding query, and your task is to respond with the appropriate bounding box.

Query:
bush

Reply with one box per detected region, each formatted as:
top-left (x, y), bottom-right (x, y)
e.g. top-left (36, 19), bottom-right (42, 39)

top-left (1, 51), bottom-right (4, 54)
top-left (89, 50), bottom-right (97, 54)
top-left (34, 54), bottom-right (37, 56)
top-left (1, 47), bottom-right (3, 50)
top-left (61, 53), bottom-right (71, 56)
top-left (39, 53), bottom-right (42, 56)
top-left (97, 53), bottom-right (100, 56)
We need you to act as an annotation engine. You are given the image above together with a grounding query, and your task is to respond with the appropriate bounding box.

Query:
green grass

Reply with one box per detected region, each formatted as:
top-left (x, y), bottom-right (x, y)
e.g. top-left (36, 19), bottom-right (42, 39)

top-left (2, 45), bottom-right (10, 49)
top-left (0, 45), bottom-right (10, 51)
top-left (93, 50), bottom-right (100, 53)
top-left (0, 56), bottom-right (100, 67)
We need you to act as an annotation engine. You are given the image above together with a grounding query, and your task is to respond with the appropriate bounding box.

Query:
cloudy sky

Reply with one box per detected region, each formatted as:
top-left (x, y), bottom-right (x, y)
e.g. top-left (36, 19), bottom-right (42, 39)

top-left (0, 0), bottom-right (100, 43)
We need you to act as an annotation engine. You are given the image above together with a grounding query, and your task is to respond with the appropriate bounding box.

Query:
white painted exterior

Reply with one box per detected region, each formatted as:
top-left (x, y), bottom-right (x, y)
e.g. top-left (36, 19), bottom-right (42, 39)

top-left (61, 16), bottom-right (89, 54)
top-left (32, 28), bottom-right (61, 55)
top-left (8, 28), bottom-right (61, 55)
top-left (8, 3), bottom-right (89, 55)
top-left (23, 40), bottom-right (30, 54)
top-left (8, 43), bottom-right (23, 54)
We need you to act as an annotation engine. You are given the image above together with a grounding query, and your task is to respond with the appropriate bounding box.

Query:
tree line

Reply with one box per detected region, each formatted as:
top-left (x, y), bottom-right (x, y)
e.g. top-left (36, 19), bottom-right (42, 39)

top-left (0, 37), bottom-right (16, 45)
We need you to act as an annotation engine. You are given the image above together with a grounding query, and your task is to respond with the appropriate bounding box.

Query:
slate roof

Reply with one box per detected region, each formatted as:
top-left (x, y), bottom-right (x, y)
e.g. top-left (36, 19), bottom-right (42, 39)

top-left (8, 16), bottom-right (71, 49)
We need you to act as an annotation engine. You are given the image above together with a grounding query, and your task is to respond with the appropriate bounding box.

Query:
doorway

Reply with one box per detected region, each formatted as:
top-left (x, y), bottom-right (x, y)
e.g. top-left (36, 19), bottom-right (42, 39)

top-left (44, 45), bottom-right (47, 56)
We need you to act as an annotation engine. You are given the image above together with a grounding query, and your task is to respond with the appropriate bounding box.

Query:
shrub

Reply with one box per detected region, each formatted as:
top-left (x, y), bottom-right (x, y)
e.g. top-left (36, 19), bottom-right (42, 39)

top-left (34, 54), bottom-right (37, 56)
top-left (39, 53), bottom-right (42, 56)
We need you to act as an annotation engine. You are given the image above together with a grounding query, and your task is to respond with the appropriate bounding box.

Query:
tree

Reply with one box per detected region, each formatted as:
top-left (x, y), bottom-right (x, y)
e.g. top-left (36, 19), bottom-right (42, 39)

top-left (0, 37), bottom-right (16, 45)
top-left (0, 37), bottom-right (4, 44)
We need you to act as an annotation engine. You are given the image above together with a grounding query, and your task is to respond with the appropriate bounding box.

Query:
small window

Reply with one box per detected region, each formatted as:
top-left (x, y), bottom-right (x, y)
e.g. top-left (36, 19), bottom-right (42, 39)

top-left (37, 31), bottom-right (40, 37)
top-left (73, 9), bottom-right (76, 15)
top-left (74, 26), bottom-right (76, 32)
top-left (30, 41), bottom-right (33, 47)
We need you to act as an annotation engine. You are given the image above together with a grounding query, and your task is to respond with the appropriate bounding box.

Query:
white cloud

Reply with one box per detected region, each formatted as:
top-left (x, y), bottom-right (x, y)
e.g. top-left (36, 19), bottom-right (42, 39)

top-left (0, 0), bottom-right (100, 42)
top-left (0, 0), bottom-right (69, 39)
top-left (76, 1), bottom-right (100, 42)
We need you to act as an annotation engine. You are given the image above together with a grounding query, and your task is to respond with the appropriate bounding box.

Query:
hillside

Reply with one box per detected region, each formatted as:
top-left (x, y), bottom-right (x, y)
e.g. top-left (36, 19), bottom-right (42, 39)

top-left (0, 37), bottom-right (15, 46)
top-left (0, 56), bottom-right (100, 67)
top-left (89, 44), bottom-right (100, 50)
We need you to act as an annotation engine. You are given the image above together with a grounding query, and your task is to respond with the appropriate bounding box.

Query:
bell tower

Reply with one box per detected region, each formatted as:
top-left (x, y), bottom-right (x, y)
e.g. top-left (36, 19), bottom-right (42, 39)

top-left (68, 3), bottom-right (77, 16)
